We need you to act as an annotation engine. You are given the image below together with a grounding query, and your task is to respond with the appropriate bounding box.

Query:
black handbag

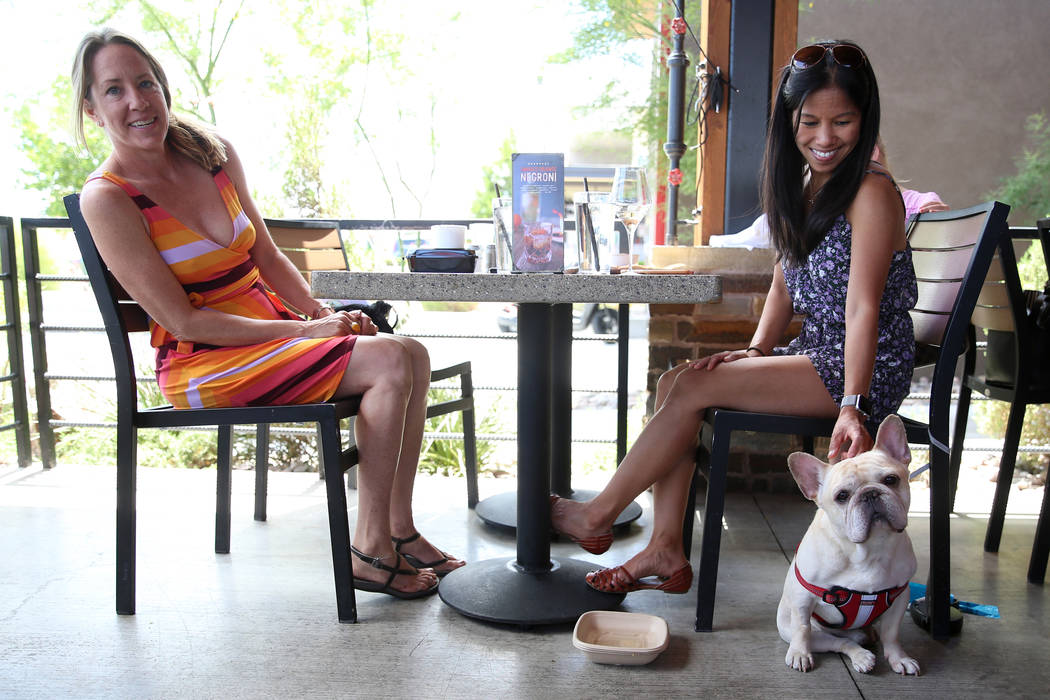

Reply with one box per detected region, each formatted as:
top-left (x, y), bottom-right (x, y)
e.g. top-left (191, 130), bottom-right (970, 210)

top-left (332, 300), bottom-right (398, 334)
top-left (985, 281), bottom-right (1050, 384)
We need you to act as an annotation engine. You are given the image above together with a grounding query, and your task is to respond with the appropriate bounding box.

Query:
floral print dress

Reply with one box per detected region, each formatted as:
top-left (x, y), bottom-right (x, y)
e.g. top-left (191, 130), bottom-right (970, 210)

top-left (775, 214), bottom-right (918, 424)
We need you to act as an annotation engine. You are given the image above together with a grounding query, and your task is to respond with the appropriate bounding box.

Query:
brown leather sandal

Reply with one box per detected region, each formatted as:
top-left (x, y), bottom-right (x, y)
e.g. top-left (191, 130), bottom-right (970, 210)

top-left (549, 495), bottom-right (614, 555)
top-left (391, 532), bottom-right (464, 577)
top-left (350, 545), bottom-right (439, 599)
top-left (585, 563), bottom-right (693, 594)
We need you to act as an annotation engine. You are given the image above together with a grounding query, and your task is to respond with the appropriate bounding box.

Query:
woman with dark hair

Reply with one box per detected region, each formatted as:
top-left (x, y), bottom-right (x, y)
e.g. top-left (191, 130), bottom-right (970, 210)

top-left (551, 40), bottom-right (917, 595)
top-left (72, 28), bottom-right (463, 599)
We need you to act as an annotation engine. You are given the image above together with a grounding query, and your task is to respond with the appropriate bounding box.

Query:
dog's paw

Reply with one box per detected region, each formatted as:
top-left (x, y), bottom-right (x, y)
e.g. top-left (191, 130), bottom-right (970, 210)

top-left (847, 647), bottom-right (877, 673)
top-left (888, 654), bottom-right (921, 675)
top-left (785, 647), bottom-right (814, 672)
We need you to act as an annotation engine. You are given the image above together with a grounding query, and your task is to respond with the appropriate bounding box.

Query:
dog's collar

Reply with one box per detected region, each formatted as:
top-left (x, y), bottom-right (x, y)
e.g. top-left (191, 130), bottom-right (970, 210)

top-left (794, 563), bottom-right (908, 629)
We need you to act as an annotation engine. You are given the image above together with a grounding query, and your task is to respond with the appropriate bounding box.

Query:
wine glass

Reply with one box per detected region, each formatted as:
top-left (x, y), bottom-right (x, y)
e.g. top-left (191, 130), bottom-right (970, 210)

top-left (610, 166), bottom-right (652, 273)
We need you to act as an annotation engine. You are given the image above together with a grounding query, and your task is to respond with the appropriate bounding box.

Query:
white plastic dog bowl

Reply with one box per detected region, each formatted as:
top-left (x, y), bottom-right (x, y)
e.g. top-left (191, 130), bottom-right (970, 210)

top-left (572, 610), bottom-right (669, 666)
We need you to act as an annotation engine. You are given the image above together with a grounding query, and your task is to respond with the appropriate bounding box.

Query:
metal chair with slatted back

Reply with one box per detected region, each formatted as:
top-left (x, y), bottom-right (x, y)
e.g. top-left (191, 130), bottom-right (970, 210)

top-left (259, 218), bottom-right (478, 512)
top-left (948, 226), bottom-right (1050, 576)
top-left (65, 194), bottom-right (364, 623)
top-left (1029, 217), bottom-right (1050, 583)
top-left (683, 201), bottom-right (1010, 639)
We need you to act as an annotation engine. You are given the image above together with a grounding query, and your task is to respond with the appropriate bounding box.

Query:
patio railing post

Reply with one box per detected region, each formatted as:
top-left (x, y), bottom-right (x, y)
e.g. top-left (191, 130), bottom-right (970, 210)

top-left (20, 219), bottom-right (57, 469)
top-left (1, 216), bottom-right (32, 467)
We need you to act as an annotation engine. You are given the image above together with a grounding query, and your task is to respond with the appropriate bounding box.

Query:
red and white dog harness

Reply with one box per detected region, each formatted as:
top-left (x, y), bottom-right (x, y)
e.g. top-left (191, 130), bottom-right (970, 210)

top-left (794, 563), bottom-right (908, 630)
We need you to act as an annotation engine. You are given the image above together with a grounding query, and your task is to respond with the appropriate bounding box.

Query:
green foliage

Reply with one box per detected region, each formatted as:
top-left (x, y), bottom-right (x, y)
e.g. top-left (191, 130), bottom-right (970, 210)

top-left (470, 134), bottom-right (517, 218)
top-left (280, 97), bottom-right (342, 217)
top-left (546, 1), bottom-right (701, 220)
top-left (0, 372), bottom-right (17, 466)
top-left (265, 0), bottom-right (438, 219)
top-left (231, 424), bottom-right (320, 471)
top-left (53, 374), bottom-right (220, 469)
top-left (549, 0), bottom-right (661, 65)
top-left (418, 388), bottom-right (505, 477)
top-left (15, 0), bottom-right (244, 215)
top-left (16, 80), bottom-right (107, 215)
top-left (973, 399), bottom-right (1050, 456)
top-left (976, 111), bottom-right (1050, 453)
top-left (988, 113), bottom-right (1050, 224)
top-left (89, 0), bottom-right (246, 124)
top-left (1018, 241), bottom-right (1049, 290)
top-left (55, 423), bottom-right (219, 469)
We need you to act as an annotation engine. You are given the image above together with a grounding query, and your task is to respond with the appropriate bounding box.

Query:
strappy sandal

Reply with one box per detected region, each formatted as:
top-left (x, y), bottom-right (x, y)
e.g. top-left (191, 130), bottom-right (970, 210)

top-left (391, 532), bottom-right (462, 577)
top-left (549, 495), bottom-right (614, 555)
top-left (585, 563), bottom-right (693, 595)
top-left (350, 545), bottom-right (439, 599)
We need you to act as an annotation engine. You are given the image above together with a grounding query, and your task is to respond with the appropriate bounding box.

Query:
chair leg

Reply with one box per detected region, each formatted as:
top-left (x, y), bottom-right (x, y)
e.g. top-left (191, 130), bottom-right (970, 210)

top-left (682, 464), bottom-right (699, 559)
top-left (319, 416), bottom-right (357, 623)
top-left (985, 401), bottom-right (1026, 553)
top-left (345, 417), bottom-right (358, 491)
top-left (928, 443), bottom-right (954, 640)
top-left (1028, 462), bottom-right (1050, 583)
top-left (116, 421), bottom-right (137, 615)
top-left (254, 424), bottom-right (269, 522)
top-left (695, 424), bottom-right (730, 633)
top-left (215, 425), bottom-right (233, 555)
top-left (316, 423), bottom-right (326, 480)
top-left (949, 384), bottom-right (972, 512)
top-left (461, 369), bottom-right (479, 509)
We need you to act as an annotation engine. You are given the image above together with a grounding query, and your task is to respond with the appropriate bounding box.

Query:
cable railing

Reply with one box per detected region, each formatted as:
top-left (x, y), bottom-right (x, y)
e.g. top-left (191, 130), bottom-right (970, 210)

top-left (20, 216), bottom-right (636, 470)
top-left (17, 215), bottom-right (1046, 470)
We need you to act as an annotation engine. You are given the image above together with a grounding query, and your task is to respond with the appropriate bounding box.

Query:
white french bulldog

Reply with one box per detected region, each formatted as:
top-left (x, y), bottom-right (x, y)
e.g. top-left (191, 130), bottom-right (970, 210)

top-left (777, 414), bottom-right (921, 675)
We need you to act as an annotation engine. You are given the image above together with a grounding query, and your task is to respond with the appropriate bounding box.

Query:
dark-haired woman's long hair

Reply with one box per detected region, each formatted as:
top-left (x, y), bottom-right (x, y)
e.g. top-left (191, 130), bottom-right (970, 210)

top-left (760, 40), bottom-right (880, 267)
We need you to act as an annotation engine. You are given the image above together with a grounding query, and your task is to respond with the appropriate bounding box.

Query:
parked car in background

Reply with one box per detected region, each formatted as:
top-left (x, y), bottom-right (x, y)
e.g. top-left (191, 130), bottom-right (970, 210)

top-left (496, 303), bottom-right (618, 335)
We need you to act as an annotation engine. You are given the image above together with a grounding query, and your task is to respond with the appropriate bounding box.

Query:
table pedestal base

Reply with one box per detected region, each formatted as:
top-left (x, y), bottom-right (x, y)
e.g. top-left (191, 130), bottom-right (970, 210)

top-left (438, 557), bottom-right (626, 626)
top-left (474, 490), bottom-right (642, 532)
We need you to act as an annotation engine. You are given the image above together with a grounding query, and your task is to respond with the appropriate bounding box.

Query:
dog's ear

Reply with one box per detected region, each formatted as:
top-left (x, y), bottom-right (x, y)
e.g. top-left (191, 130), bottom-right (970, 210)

top-left (787, 452), bottom-right (827, 502)
top-left (873, 414), bottom-right (911, 466)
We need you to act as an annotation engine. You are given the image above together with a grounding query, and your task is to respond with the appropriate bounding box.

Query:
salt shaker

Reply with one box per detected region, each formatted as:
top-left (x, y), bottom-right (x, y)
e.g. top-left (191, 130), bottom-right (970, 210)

top-left (485, 244), bottom-right (497, 273)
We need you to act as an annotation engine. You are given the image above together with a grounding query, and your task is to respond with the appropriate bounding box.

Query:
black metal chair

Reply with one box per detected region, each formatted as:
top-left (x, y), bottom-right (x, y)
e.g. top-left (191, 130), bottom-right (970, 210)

top-left (65, 194), bottom-right (364, 623)
top-left (949, 222), bottom-right (1050, 582)
top-left (684, 201), bottom-right (1011, 638)
top-left (1028, 218), bottom-right (1050, 584)
top-left (259, 218), bottom-right (478, 511)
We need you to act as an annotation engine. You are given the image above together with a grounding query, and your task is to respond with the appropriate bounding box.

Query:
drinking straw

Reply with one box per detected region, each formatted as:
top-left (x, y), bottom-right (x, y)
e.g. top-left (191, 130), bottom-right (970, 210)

top-left (492, 182), bottom-right (513, 260)
top-left (581, 178), bottom-right (600, 270)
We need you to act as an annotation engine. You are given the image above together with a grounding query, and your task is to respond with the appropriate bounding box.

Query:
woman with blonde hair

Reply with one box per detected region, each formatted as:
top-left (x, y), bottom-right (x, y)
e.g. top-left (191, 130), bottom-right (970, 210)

top-left (72, 28), bottom-right (463, 598)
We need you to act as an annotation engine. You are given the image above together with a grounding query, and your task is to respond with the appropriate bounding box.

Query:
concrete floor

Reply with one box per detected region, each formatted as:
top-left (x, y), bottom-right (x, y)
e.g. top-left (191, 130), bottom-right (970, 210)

top-left (1, 462), bottom-right (1047, 699)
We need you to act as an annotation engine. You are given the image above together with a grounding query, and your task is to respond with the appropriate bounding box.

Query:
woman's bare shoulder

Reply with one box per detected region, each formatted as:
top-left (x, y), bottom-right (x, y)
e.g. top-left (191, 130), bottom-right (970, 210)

top-left (847, 169), bottom-right (906, 248)
top-left (851, 167), bottom-right (903, 214)
top-left (80, 175), bottom-right (147, 236)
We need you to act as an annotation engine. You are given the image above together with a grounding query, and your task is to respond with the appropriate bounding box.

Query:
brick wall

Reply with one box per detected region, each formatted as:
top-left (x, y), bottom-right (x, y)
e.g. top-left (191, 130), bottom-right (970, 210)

top-left (647, 245), bottom-right (805, 492)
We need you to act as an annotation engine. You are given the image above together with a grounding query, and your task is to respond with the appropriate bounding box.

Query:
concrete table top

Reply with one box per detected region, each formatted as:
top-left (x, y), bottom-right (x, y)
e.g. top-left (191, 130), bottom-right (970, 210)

top-left (311, 270), bottom-right (722, 305)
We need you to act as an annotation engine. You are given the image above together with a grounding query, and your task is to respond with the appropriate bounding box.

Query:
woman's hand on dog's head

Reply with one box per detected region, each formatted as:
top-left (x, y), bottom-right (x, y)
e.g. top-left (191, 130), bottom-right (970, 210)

top-left (828, 409), bottom-right (873, 462)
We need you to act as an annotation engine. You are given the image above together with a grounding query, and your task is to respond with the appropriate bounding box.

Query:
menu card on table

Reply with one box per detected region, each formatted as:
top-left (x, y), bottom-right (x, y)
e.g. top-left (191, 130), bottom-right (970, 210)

top-left (511, 152), bottom-right (564, 273)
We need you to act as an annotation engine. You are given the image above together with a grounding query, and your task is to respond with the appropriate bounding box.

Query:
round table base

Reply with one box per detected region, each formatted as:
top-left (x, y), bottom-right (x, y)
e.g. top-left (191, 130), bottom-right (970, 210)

top-left (474, 489), bottom-right (642, 532)
top-left (438, 556), bottom-right (626, 626)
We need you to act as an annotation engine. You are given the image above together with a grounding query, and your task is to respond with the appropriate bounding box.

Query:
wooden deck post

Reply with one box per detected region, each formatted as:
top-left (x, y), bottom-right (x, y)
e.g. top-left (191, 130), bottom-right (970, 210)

top-left (695, 0), bottom-right (797, 246)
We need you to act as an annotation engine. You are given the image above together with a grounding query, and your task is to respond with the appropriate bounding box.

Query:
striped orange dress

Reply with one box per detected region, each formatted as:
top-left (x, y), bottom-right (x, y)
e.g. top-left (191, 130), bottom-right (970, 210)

top-left (88, 168), bottom-right (355, 409)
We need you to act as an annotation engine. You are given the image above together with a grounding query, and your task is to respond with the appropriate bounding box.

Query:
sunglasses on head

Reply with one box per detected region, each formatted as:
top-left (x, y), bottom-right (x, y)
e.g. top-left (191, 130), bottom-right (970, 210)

top-left (791, 43), bottom-right (867, 71)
